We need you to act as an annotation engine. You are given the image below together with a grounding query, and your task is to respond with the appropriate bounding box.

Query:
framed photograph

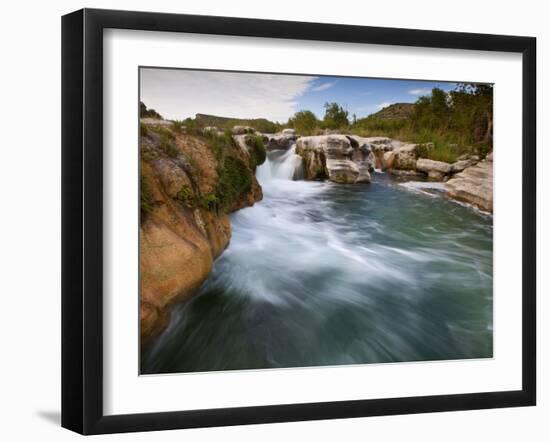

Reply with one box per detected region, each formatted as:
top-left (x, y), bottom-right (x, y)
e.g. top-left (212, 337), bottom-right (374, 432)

top-left (62, 8), bottom-right (536, 435)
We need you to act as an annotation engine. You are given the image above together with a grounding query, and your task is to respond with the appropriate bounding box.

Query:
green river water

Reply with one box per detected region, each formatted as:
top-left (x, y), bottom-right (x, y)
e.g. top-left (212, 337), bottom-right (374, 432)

top-left (142, 147), bottom-right (493, 374)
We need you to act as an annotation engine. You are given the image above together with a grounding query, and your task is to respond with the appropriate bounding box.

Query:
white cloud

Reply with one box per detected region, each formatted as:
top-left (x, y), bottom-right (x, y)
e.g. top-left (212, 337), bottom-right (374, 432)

top-left (140, 69), bottom-right (317, 122)
top-left (311, 81), bottom-right (337, 92)
top-left (376, 102), bottom-right (391, 110)
top-left (408, 87), bottom-right (432, 96)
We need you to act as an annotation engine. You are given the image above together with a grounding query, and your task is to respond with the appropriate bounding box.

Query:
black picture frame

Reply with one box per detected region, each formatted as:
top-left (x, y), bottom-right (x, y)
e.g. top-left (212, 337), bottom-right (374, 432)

top-left (62, 8), bottom-right (537, 435)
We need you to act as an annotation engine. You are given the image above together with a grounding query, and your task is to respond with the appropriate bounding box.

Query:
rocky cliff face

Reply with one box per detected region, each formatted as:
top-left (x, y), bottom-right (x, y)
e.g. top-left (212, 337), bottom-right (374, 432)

top-left (416, 158), bottom-right (452, 181)
top-left (265, 130), bottom-right (297, 151)
top-left (139, 121), bottom-right (264, 341)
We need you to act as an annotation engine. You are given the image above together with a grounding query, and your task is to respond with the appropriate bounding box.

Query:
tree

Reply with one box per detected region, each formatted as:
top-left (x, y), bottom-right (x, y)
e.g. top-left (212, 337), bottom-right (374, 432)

top-left (139, 101), bottom-right (163, 119)
top-left (450, 83), bottom-right (493, 145)
top-left (430, 88), bottom-right (449, 117)
top-left (411, 88), bottom-right (449, 130)
top-left (288, 110), bottom-right (318, 135)
top-left (323, 102), bottom-right (349, 129)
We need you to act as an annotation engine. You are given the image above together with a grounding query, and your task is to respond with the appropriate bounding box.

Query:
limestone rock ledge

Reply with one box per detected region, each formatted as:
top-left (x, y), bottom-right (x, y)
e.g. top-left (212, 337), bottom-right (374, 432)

top-left (139, 121), bottom-right (264, 342)
top-left (295, 135), bottom-right (375, 184)
top-left (445, 154), bottom-right (493, 213)
top-left (416, 158), bottom-right (452, 181)
top-left (265, 129), bottom-right (297, 151)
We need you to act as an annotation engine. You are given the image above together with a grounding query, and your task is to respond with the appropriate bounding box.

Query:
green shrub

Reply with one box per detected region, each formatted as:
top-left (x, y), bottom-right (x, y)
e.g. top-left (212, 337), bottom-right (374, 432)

top-left (153, 128), bottom-right (179, 157)
top-left (140, 122), bottom-right (148, 137)
top-left (215, 156), bottom-right (253, 212)
top-left (288, 110), bottom-right (318, 135)
top-left (204, 129), bottom-right (237, 161)
top-left (199, 193), bottom-right (218, 211)
top-left (351, 116), bottom-right (408, 138)
top-left (174, 186), bottom-right (219, 212)
top-left (222, 119), bottom-right (279, 134)
top-left (249, 119), bottom-right (280, 133)
top-left (160, 137), bottom-right (179, 158)
top-left (416, 141), bottom-right (460, 163)
top-left (415, 143), bottom-right (430, 159)
top-left (246, 135), bottom-right (266, 168)
top-left (139, 102), bottom-right (163, 119)
top-left (323, 102), bottom-right (349, 129)
top-left (427, 145), bottom-right (459, 163)
top-left (223, 128), bottom-right (237, 145)
top-left (140, 175), bottom-right (154, 221)
top-left (153, 126), bottom-right (174, 141)
top-left (172, 120), bottom-right (186, 133)
top-left (476, 143), bottom-right (491, 158)
top-left (175, 185), bottom-right (194, 206)
top-left (288, 84), bottom-right (493, 160)
top-left (203, 132), bottom-right (222, 160)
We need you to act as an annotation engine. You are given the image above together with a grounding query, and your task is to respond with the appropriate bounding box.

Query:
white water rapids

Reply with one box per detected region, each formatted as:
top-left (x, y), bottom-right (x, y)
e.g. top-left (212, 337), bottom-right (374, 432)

top-left (142, 146), bottom-right (493, 373)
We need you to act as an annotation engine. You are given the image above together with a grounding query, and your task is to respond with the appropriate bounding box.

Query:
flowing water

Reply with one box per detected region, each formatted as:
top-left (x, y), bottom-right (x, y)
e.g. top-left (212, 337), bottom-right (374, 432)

top-left (142, 146), bottom-right (493, 374)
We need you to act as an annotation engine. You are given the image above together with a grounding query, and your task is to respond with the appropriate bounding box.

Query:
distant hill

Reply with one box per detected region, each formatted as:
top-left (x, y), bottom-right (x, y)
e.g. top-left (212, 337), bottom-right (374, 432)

top-left (369, 103), bottom-right (415, 120)
top-left (195, 113), bottom-right (234, 127)
top-left (195, 113), bottom-right (279, 133)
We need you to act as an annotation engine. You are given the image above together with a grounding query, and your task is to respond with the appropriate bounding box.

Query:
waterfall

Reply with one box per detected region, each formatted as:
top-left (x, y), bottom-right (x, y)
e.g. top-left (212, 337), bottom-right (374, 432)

top-left (256, 144), bottom-right (304, 186)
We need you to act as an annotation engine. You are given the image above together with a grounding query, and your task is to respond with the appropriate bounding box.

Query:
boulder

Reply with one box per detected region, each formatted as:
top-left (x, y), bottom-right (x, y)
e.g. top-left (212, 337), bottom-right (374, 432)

top-left (266, 133), bottom-right (296, 150)
top-left (232, 125), bottom-right (255, 135)
top-left (416, 158), bottom-right (452, 181)
top-left (296, 135), bottom-right (373, 184)
top-left (371, 148), bottom-right (385, 169)
top-left (298, 148), bottom-right (327, 180)
top-left (326, 158), bottom-right (360, 184)
top-left (356, 167), bottom-right (372, 183)
top-left (202, 126), bottom-right (219, 135)
top-left (445, 159), bottom-right (493, 212)
top-left (358, 137), bottom-right (396, 170)
top-left (151, 157), bottom-right (193, 198)
top-left (451, 158), bottom-right (478, 173)
top-left (392, 144), bottom-right (418, 170)
top-left (281, 128), bottom-right (296, 136)
top-left (346, 135), bottom-right (371, 149)
top-left (360, 138), bottom-right (394, 170)
top-left (428, 171), bottom-right (446, 181)
top-left (383, 151), bottom-right (396, 170)
top-left (364, 136), bottom-right (393, 148)
top-left (347, 136), bottom-right (376, 173)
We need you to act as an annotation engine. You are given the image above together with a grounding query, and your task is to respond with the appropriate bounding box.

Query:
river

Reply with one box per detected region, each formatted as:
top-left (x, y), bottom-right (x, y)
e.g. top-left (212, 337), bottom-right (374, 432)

top-left (141, 146), bottom-right (493, 374)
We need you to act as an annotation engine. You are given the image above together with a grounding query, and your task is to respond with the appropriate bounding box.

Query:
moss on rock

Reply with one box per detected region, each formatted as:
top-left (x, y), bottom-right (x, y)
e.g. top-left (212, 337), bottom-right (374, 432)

top-left (216, 156), bottom-right (253, 212)
top-left (246, 135), bottom-right (267, 169)
top-left (140, 174), bottom-right (154, 221)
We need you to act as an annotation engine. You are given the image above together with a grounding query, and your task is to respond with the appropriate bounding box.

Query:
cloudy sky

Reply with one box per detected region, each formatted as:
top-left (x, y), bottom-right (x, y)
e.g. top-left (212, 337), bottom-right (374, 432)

top-left (140, 68), bottom-right (458, 122)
